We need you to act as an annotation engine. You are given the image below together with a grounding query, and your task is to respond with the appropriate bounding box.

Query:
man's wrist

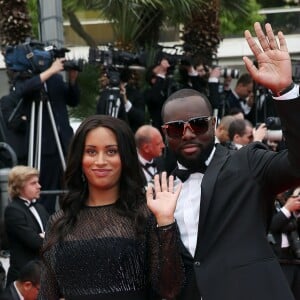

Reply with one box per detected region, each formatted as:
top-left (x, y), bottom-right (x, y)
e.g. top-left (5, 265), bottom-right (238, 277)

top-left (272, 82), bottom-right (294, 97)
top-left (272, 83), bottom-right (299, 100)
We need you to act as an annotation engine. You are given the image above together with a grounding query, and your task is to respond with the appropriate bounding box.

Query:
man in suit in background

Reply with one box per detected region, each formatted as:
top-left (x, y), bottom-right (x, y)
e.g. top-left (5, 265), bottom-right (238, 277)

top-left (144, 57), bottom-right (174, 135)
top-left (269, 187), bottom-right (300, 300)
top-left (4, 166), bottom-right (49, 286)
top-left (221, 72), bottom-right (255, 123)
top-left (0, 260), bottom-right (41, 300)
top-left (161, 22), bottom-right (300, 299)
top-left (135, 125), bottom-right (166, 184)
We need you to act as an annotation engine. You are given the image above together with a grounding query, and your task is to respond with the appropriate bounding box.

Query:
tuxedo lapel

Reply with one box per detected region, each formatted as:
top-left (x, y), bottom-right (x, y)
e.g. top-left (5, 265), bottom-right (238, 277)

top-left (195, 144), bottom-right (230, 258)
top-left (14, 198), bottom-right (48, 231)
top-left (9, 282), bottom-right (20, 300)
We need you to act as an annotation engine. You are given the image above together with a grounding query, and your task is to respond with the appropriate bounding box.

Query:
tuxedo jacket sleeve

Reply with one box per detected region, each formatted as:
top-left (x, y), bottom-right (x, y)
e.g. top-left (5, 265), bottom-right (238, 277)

top-left (270, 208), bottom-right (296, 234)
top-left (186, 97), bottom-right (300, 300)
top-left (144, 76), bottom-right (168, 129)
top-left (0, 284), bottom-right (20, 300)
top-left (4, 199), bottom-right (49, 251)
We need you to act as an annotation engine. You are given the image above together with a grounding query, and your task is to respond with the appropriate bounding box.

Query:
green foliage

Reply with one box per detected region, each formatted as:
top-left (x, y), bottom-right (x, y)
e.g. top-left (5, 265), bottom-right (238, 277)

top-left (220, 0), bottom-right (265, 36)
top-left (27, 0), bottom-right (39, 38)
top-left (69, 63), bottom-right (100, 120)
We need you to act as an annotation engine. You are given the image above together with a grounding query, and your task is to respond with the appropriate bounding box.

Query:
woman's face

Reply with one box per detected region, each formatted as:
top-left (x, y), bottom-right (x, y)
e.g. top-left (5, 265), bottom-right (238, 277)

top-left (82, 126), bottom-right (122, 193)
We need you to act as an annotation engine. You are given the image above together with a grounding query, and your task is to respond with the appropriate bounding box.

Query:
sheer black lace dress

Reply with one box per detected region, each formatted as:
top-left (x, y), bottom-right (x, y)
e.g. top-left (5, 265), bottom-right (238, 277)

top-left (38, 203), bottom-right (184, 300)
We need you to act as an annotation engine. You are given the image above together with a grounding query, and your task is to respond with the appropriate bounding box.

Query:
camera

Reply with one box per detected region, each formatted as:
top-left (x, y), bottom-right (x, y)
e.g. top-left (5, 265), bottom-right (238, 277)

top-left (88, 46), bottom-right (145, 68)
top-left (4, 40), bottom-right (83, 74)
top-left (45, 46), bottom-right (84, 72)
top-left (256, 117), bottom-right (283, 142)
top-left (265, 116), bottom-right (281, 130)
top-left (265, 117), bottom-right (282, 142)
top-left (61, 59), bottom-right (84, 72)
top-left (107, 69), bottom-right (121, 87)
top-left (220, 68), bottom-right (240, 79)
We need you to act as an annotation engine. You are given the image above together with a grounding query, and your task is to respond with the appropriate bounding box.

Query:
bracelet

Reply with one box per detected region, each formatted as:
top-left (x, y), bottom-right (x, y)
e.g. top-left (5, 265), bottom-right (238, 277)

top-left (272, 82), bottom-right (295, 97)
top-left (156, 219), bottom-right (175, 228)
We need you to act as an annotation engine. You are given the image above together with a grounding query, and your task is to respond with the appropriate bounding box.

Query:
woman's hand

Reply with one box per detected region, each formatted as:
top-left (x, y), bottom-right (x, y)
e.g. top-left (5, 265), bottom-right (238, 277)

top-left (146, 172), bottom-right (182, 226)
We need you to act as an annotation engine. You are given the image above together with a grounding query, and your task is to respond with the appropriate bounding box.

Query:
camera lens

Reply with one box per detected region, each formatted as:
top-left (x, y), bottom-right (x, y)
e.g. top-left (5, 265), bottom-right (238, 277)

top-left (265, 117), bottom-right (281, 130)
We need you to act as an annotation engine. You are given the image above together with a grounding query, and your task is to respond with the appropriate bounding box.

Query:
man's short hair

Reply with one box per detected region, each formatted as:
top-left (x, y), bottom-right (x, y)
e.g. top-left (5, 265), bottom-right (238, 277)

top-left (18, 260), bottom-right (42, 286)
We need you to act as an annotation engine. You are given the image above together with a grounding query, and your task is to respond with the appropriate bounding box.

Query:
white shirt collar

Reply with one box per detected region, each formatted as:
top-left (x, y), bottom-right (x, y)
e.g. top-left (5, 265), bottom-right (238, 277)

top-left (137, 152), bottom-right (154, 166)
top-left (19, 197), bottom-right (36, 207)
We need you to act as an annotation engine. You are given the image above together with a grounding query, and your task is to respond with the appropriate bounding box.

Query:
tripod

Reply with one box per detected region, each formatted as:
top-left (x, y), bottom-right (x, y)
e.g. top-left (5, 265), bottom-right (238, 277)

top-left (105, 87), bottom-right (122, 118)
top-left (27, 86), bottom-right (66, 171)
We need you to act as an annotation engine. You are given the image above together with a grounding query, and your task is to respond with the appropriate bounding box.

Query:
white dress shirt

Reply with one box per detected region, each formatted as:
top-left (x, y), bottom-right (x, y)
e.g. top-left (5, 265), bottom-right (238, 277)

top-left (174, 146), bottom-right (216, 257)
top-left (138, 153), bottom-right (157, 183)
top-left (20, 197), bottom-right (44, 233)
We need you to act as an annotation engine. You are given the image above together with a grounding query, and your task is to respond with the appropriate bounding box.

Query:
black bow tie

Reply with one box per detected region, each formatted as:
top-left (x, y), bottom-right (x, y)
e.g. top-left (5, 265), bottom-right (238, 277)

top-left (24, 200), bottom-right (37, 207)
top-left (172, 165), bottom-right (207, 182)
top-left (144, 161), bottom-right (156, 169)
top-left (29, 201), bottom-right (37, 207)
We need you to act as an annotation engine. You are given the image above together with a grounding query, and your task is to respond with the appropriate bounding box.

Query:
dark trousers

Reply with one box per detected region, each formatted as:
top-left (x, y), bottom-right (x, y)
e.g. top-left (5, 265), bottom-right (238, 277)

top-left (281, 263), bottom-right (300, 300)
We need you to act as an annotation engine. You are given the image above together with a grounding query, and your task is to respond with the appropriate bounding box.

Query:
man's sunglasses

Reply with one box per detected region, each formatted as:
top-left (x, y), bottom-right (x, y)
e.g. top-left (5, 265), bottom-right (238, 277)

top-left (162, 116), bottom-right (213, 138)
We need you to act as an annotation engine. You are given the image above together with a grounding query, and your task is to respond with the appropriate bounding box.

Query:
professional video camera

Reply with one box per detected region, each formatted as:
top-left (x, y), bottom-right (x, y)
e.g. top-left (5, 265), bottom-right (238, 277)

top-left (88, 45), bottom-right (145, 68)
top-left (4, 40), bottom-right (84, 75)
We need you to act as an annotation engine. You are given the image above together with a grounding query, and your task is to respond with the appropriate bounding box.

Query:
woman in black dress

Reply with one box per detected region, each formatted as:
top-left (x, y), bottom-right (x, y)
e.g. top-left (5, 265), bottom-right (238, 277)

top-left (38, 115), bottom-right (183, 300)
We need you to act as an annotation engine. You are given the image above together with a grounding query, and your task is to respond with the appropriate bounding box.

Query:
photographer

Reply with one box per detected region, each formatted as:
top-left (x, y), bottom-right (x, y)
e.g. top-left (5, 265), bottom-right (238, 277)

top-left (177, 57), bottom-right (222, 111)
top-left (144, 58), bottom-right (175, 134)
top-left (3, 57), bottom-right (80, 214)
top-left (269, 187), bottom-right (300, 300)
top-left (96, 68), bottom-right (145, 133)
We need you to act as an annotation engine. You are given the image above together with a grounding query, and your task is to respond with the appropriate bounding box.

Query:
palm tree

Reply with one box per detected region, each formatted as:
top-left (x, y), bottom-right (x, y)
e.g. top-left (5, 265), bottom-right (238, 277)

top-left (0, 0), bottom-right (33, 48)
top-left (180, 0), bottom-right (264, 65)
top-left (62, 0), bottom-right (204, 51)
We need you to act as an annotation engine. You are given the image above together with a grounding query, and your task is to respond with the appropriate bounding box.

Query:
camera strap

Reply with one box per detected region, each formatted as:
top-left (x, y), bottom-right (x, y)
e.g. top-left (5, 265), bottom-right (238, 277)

top-left (22, 43), bottom-right (38, 74)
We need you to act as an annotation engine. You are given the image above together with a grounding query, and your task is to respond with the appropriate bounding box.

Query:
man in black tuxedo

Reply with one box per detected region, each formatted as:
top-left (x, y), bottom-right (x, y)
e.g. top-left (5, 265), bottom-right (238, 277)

top-left (0, 260), bottom-right (41, 300)
top-left (135, 125), bottom-right (166, 184)
top-left (161, 22), bottom-right (300, 299)
top-left (4, 166), bottom-right (49, 287)
top-left (221, 72), bottom-right (255, 123)
top-left (269, 187), bottom-right (300, 300)
top-left (144, 58), bottom-right (175, 135)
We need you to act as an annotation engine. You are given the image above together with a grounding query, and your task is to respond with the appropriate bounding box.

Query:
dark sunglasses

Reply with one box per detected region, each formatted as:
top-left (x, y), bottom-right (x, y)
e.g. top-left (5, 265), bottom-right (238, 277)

top-left (162, 116), bottom-right (213, 138)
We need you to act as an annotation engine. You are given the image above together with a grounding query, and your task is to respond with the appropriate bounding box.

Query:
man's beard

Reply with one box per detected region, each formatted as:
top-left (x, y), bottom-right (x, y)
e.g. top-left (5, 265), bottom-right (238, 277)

top-left (176, 140), bottom-right (215, 172)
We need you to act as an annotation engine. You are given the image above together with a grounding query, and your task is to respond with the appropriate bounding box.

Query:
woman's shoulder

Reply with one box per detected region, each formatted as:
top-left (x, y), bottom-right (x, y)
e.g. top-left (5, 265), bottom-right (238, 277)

top-left (48, 209), bottom-right (64, 224)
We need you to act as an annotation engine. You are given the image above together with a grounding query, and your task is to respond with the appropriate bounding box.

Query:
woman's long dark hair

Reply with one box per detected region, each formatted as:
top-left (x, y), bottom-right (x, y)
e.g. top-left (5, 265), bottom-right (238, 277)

top-left (43, 115), bottom-right (146, 252)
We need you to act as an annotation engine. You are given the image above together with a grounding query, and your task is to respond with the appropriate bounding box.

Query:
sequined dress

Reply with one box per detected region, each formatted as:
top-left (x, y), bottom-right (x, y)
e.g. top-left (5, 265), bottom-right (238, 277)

top-left (38, 203), bottom-right (183, 300)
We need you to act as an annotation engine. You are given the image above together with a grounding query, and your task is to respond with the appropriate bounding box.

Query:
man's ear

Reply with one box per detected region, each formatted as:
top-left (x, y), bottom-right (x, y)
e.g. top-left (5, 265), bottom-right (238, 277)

top-left (23, 281), bottom-right (34, 291)
top-left (142, 143), bottom-right (150, 154)
top-left (233, 134), bottom-right (240, 143)
top-left (212, 116), bottom-right (217, 128)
